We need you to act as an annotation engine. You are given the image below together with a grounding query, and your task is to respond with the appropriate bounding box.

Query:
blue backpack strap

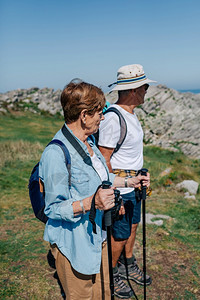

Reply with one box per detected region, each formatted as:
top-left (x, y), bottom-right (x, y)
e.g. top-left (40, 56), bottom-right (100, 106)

top-left (47, 139), bottom-right (71, 186)
top-left (104, 107), bottom-right (127, 153)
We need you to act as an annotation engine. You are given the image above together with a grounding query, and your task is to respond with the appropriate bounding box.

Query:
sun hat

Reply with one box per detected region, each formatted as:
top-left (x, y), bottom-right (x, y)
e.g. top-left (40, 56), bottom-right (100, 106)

top-left (108, 64), bottom-right (156, 91)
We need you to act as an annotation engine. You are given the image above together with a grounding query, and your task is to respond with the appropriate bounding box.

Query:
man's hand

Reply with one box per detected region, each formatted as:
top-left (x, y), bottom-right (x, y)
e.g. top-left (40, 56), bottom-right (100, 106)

top-left (128, 172), bottom-right (150, 188)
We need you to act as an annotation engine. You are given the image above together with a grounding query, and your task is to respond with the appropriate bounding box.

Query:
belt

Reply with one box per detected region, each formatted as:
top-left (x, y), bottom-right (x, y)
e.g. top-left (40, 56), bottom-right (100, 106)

top-left (113, 169), bottom-right (152, 196)
top-left (113, 169), bottom-right (137, 177)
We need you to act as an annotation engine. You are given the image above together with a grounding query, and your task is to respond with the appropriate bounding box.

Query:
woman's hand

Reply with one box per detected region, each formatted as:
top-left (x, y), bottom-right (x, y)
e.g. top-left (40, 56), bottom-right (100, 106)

top-left (95, 187), bottom-right (115, 211)
top-left (128, 172), bottom-right (150, 188)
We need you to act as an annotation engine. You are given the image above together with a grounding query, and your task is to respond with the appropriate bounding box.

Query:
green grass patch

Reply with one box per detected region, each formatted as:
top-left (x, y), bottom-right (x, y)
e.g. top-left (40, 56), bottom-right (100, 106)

top-left (0, 112), bottom-right (63, 144)
top-left (144, 146), bottom-right (200, 188)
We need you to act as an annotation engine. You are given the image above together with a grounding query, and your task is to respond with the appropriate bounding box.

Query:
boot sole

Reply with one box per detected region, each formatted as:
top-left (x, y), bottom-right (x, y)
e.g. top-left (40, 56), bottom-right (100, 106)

top-left (114, 291), bottom-right (134, 299)
top-left (120, 274), bottom-right (152, 286)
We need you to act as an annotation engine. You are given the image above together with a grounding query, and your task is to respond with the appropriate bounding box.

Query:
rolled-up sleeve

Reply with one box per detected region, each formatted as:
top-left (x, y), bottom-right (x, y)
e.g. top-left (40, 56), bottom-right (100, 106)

top-left (109, 172), bottom-right (116, 184)
top-left (40, 147), bottom-right (81, 223)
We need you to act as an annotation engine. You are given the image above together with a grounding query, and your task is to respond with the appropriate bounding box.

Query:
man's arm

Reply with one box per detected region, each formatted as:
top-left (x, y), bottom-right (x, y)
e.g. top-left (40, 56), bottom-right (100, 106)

top-left (98, 146), bottom-right (114, 172)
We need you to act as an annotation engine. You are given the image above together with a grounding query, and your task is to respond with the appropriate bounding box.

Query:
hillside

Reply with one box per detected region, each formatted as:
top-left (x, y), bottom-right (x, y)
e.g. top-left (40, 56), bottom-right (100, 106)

top-left (0, 112), bottom-right (200, 299)
top-left (0, 85), bottom-right (200, 158)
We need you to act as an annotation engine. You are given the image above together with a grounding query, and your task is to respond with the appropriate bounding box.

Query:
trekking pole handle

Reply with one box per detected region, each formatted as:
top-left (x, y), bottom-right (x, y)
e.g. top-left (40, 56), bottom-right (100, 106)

top-left (102, 181), bottom-right (112, 190)
top-left (102, 181), bottom-right (112, 227)
top-left (140, 168), bottom-right (148, 201)
top-left (140, 168), bottom-right (148, 176)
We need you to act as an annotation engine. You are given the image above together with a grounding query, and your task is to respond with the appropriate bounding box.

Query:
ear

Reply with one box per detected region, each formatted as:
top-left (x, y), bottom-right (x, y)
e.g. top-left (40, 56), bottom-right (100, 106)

top-left (80, 109), bottom-right (87, 124)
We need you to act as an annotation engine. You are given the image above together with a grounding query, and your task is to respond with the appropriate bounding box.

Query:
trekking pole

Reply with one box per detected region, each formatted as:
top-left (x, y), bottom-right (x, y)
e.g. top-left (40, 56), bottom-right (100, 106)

top-left (102, 181), bottom-right (115, 300)
top-left (140, 168), bottom-right (148, 300)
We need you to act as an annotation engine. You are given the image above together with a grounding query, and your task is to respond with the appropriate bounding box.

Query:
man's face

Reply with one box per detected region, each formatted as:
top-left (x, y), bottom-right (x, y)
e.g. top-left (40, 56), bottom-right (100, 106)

top-left (133, 84), bottom-right (149, 106)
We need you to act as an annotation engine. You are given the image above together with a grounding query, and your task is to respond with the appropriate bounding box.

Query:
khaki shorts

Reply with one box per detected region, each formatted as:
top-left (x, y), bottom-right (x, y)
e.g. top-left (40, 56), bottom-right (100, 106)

top-left (51, 241), bottom-right (111, 300)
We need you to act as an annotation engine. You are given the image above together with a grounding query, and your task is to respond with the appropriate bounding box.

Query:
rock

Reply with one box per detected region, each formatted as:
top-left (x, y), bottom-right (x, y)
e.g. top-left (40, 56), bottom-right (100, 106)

top-left (176, 180), bottom-right (199, 195)
top-left (38, 101), bottom-right (50, 111)
top-left (27, 87), bottom-right (39, 93)
top-left (184, 192), bottom-right (196, 200)
top-left (23, 99), bottom-right (30, 103)
top-left (153, 220), bottom-right (164, 226)
top-left (0, 108), bottom-right (7, 113)
top-left (142, 213), bottom-right (171, 226)
top-left (13, 97), bottom-right (18, 103)
top-left (7, 103), bottom-right (14, 109)
top-left (159, 167), bottom-right (172, 177)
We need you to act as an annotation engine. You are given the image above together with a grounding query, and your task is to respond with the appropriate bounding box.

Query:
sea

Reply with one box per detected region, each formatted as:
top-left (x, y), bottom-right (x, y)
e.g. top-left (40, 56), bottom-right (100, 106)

top-left (179, 89), bottom-right (200, 94)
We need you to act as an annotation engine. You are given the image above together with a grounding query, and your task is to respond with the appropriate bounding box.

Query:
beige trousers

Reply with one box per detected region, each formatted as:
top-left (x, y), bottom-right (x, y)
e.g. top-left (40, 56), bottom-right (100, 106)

top-left (51, 241), bottom-right (111, 300)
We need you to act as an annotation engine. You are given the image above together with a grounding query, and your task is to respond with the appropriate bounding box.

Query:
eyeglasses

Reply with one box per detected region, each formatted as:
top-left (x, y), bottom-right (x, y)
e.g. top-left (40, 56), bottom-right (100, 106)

top-left (144, 84), bottom-right (149, 91)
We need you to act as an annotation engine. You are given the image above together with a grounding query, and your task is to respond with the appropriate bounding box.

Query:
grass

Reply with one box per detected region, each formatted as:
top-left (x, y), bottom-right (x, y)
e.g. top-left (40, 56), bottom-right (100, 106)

top-left (0, 111), bottom-right (63, 144)
top-left (0, 112), bottom-right (200, 299)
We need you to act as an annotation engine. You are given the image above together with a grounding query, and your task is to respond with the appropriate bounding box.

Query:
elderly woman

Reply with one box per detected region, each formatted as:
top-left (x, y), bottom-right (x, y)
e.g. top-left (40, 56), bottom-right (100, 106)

top-left (39, 79), bottom-right (149, 299)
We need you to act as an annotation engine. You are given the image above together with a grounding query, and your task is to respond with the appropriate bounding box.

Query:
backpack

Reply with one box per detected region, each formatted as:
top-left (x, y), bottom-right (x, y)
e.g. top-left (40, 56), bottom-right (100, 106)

top-left (29, 139), bottom-right (71, 224)
top-left (94, 106), bottom-right (127, 154)
top-left (29, 125), bottom-right (94, 224)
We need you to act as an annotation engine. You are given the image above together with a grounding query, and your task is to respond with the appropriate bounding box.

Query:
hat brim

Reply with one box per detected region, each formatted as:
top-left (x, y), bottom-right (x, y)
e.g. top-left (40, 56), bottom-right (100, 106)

top-left (111, 78), bottom-right (157, 91)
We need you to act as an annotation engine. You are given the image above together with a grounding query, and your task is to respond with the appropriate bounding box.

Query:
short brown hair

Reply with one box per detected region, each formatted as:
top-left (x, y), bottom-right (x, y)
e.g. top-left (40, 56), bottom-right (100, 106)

top-left (61, 79), bottom-right (106, 123)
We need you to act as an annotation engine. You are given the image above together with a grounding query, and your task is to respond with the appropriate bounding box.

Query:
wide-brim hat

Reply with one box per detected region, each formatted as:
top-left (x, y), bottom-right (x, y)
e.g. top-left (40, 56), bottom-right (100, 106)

top-left (108, 64), bottom-right (156, 91)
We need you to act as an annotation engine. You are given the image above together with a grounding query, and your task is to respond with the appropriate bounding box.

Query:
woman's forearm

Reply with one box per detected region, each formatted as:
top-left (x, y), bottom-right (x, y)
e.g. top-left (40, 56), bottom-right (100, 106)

top-left (72, 195), bottom-right (93, 216)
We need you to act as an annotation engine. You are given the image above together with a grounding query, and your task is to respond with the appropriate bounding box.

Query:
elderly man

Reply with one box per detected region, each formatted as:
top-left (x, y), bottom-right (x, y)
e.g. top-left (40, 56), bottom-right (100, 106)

top-left (98, 64), bottom-right (155, 299)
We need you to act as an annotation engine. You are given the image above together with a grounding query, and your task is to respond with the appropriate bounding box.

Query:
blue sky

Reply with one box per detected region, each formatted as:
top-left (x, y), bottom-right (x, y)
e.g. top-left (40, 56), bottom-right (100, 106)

top-left (0, 0), bottom-right (200, 93)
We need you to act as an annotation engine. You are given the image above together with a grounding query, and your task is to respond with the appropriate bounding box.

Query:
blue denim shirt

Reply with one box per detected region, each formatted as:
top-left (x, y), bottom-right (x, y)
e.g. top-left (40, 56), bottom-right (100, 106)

top-left (39, 124), bottom-right (115, 275)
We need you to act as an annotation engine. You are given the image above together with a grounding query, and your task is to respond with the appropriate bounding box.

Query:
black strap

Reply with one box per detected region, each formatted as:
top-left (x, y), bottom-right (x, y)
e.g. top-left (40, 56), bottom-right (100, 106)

top-left (61, 124), bottom-right (101, 233)
top-left (89, 186), bottom-right (101, 234)
top-left (61, 125), bottom-right (92, 166)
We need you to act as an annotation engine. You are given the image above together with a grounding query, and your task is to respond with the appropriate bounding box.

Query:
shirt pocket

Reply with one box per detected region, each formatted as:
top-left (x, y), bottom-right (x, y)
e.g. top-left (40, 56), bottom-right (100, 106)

top-left (71, 168), bottom-right (90, 197)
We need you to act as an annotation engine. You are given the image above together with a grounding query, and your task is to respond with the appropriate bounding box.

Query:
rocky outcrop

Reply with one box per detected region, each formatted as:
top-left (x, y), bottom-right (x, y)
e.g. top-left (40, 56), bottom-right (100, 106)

top-left (0, 87), bottom-right (63, 115)
top-left (1, 85), bottom-right (200, 159)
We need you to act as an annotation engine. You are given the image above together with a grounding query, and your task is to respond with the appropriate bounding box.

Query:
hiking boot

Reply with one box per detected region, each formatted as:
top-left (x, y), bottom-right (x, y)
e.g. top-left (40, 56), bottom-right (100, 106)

top-left (118, 260), bottom-right (152, 286)
top-left (113, 270), bottom-right (133, 299)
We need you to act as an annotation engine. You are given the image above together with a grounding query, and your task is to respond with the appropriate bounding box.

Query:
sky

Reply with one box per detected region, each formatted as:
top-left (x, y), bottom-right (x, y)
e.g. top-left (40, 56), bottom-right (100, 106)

top-left (0, 0), bottom-right (200, 93)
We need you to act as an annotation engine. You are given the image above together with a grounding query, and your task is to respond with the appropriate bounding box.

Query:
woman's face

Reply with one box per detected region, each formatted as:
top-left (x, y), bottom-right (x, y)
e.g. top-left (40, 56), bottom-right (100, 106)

top-left (85, 110), bottom-right (104, 135)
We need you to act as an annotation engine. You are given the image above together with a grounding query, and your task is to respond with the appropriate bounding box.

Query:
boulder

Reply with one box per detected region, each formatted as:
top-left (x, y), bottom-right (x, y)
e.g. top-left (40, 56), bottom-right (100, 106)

top-left (176, 180), bottom-right (199, 195)
top-left (184, 192), bottom-right (196, 200)
top-left (143, 213), bottom-right (171, 226)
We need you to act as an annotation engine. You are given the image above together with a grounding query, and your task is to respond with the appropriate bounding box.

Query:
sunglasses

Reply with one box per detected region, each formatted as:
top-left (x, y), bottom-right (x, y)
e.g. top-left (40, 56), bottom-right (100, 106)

top-left (144, 84), bottom-right (149, 91)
